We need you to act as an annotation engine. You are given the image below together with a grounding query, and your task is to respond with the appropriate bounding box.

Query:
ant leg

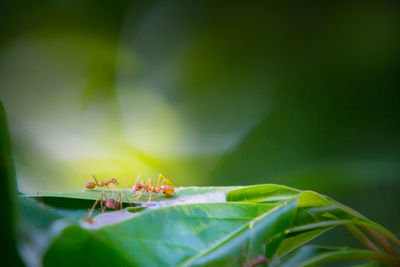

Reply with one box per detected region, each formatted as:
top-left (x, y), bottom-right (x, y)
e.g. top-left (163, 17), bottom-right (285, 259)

top-left (88, 199), bottom-right (99, 217)
top-left (122, 194), bottom-right (135, 208)
top-left (157, 174), bottom-right (162, 188)
top-left (160, 174), bottom-right (175, 187)
top-left (159, 178), bottom-right (167, 187)
top-left (110, 183), bottom-right (115, 198)
top-left (91, 174), bottom-right (100, 186)
top-left (134, 190), bottom-right (144, 201)
top-left (117, 192), bottom-right (122, 210)
top-left (146, 178), bottom-right (156, 205)
top-left (147, 178), bottom-right (154, 191)
top-left (101, 191), bottom-right (108, 213)
top-left (159, 178), bottom-right (172, 188)
top-left (126, 176), bottom-right (140, 187)
top-left (147, 190), bottom-right (154, 205)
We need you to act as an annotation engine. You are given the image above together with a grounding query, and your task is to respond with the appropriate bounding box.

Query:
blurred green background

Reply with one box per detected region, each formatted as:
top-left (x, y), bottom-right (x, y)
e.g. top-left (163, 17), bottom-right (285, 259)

top-left (1, 0), bottom-right (399, 239)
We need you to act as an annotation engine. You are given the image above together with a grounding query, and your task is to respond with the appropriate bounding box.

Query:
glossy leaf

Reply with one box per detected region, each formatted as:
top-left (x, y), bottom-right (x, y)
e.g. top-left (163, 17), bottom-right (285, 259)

top-left (227, 185), bottom-right (400, 252)
top-left (0, 102), bottom-right (24, 266)
top-left (291, 191), bottom-right (400, 248)
top-left (40, 199), bottom-right (298, 267)
top-left (23, 186), bottom-right (235, 205)
top-left (277, 227), bottom-right (333, 257)
top-left (226, 184), bottom-right (300, 203)
top-left (16, 184), bottom-right (400, 266)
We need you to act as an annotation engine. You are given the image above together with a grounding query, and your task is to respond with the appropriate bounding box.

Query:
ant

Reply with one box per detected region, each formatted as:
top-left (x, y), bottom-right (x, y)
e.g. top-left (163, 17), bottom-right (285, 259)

top-left (87, 190), bottom-right (122, 219)
top-left (126, 174), bottom-right (175, 205)
top-left (85, 175), bottom-right (118, 190)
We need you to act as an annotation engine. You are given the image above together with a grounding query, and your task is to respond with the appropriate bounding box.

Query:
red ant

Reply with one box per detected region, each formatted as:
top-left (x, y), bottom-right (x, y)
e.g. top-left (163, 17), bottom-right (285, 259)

top-left (85, 175), bottom-right (118, 190)
top-left (126, 174), bottom-right (175, 205)
top-left (87, 191), bottom-right (122, 219)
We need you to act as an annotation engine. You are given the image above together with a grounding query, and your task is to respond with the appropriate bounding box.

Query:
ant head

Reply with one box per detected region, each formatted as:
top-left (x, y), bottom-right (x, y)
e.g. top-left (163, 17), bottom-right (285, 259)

top-left (110, 178), bottom-right (118, 185)
top-left (133, 183), bottom-right (143, 191)
top-left (105, 198), bottom-right (116, 209)
top-left (85, 182), bottom-right (96, 189)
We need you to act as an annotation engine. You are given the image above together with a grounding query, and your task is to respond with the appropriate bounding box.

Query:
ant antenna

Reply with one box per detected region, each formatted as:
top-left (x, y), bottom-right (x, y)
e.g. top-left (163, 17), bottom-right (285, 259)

top-left (91, 174), bottom-right (100, 186)
top-left (126, 176), bottom-right (140, 187)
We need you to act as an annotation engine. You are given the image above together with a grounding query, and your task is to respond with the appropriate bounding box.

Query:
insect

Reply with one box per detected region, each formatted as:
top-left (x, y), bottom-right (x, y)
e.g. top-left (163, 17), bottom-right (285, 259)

top-left (126, 174), bottom-right (175, 205)
top-left (85, 175), bottom-right (119, 190)
top-left (87, 191), bottom-right (122, 218)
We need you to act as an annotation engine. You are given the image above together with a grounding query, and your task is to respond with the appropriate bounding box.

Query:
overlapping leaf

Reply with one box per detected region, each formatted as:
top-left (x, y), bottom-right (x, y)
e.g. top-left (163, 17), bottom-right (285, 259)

top-left (16, 184), bottom-right (400, 267)
top-left (20, 197), bottom-right (297, 267)
top-left (227, 185), bottom-right (400, 259)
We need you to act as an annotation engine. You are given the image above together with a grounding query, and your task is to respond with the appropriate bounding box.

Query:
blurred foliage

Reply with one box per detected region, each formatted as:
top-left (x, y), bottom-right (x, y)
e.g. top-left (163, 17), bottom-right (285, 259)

top-left (1, 0), bottom-right (399, 245)
top-left (0, 103), bottom-right (23, 265)
top-left (15, 184), bottom-right (400, 266)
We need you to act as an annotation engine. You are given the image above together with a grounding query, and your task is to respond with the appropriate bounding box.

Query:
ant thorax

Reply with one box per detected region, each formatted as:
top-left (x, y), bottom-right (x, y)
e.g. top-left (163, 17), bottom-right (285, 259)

top-left (106, 178), bottom-right (118, 185)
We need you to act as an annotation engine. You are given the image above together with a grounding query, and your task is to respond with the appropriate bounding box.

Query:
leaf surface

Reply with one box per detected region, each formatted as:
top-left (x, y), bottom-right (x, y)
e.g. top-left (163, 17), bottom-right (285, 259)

top-left (16, 184), bottom-right (400, 267)
top-left (41, 200), bottom-right (298, 267)
top-left (23, 186), bottom-right (235, 206)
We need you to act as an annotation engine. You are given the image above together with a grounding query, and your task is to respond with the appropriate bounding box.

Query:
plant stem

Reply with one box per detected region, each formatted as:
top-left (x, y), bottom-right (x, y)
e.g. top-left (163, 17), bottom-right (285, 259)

top-left (364, 228), bottom-right (400, 257)
top-left (346, 225), bottom-right (380, 252)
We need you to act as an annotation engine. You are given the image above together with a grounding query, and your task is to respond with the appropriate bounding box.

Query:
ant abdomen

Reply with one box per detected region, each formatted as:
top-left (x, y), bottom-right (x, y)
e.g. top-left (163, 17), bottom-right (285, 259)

top-left (161, 185), bottom-right (174, 195)
top-left (85, 182), bottom-right (96, 190)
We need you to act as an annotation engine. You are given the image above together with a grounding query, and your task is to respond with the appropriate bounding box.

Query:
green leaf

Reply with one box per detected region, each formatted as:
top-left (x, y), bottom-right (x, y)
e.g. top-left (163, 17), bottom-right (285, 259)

top-left (16, 198), bottom-right (73, 266)
top-left (228, 185), bottom-right (400, 251)
top-left (16, 184), bottom-right (400, 266)
top-left (280, 246), bottom-right (400, 267)
top-left (23, 186), bottom-right (236, 206)
top-left (183, 198), bottom-right (298, 265)
top-left (226, 184), bottom-right (300, 203)
top-left (0, 102), bottom-right (24, 266)
top-left (36, 199), bottom-right (299, 267)
top-left (292, 191), bottom-right (400, 248)
top-left (277, 227), bottom-right (333, 257)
